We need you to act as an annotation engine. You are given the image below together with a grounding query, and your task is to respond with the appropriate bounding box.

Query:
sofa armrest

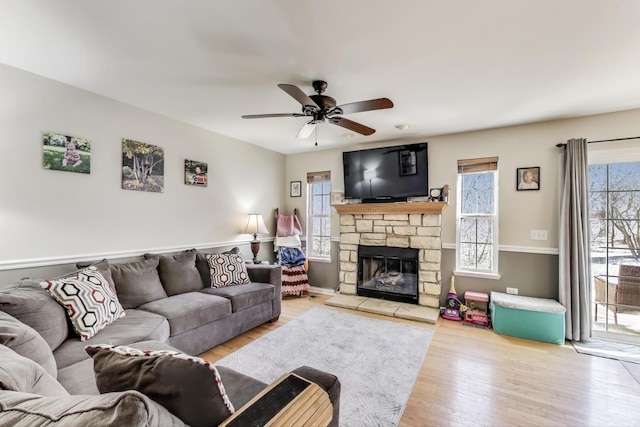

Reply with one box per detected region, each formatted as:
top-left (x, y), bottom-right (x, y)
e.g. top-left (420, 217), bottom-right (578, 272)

top-left (219, 371), bottom-right (336, 427)
top-left (246, 264), bottom-right (282, 321)
top-left (291, 366), bottom-right (340, 427)
top-left (246, 264), bottom-right (282, 288)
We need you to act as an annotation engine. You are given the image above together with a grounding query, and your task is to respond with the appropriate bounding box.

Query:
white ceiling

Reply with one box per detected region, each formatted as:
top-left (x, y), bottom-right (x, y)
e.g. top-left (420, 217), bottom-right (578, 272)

top-left (2, 1), bottom-right (640, 154)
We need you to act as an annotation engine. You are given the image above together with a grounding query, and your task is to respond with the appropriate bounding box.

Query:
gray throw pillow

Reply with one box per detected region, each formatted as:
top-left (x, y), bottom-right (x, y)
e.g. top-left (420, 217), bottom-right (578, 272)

top-left (0, 279), bottom-right (69, 351)
top-left (145, 250), bottom-right (204, 296)
top-left (195, 250), bottom-right (212, 287)
top-left (0, 345), bottom-right (68, 397)
top-left (86, 344), bottom-right (235, 427)
top-left (109, 258), bottom-right (167, 309)
top-left (76, 259), bottom-right (117, 294)
top-left (0, 311), bottom-right (57, 379)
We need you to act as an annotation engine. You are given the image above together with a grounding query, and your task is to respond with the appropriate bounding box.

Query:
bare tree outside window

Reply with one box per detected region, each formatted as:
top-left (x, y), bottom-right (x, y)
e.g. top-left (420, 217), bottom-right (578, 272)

top-left (457, 165), bottom-right (499, 274)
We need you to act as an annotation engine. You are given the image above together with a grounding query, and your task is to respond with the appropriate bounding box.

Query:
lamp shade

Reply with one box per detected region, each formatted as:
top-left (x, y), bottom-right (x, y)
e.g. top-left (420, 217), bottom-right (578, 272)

top-left (364, 169), bottom-right (376, 180)
top-left (244, 213), bottom-right (269, 236)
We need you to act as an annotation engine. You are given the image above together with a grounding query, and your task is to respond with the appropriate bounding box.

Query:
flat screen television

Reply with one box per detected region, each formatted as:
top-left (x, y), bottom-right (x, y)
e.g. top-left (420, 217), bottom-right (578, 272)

top-left (342, 142), bottom-right (428, 203)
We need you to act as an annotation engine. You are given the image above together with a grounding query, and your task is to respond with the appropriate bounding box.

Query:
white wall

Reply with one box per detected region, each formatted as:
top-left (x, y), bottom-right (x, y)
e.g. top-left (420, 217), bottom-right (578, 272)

top-left (285, 108), bottom-right (640, 254)
top-left (0, 64), bottom-right (285, 269)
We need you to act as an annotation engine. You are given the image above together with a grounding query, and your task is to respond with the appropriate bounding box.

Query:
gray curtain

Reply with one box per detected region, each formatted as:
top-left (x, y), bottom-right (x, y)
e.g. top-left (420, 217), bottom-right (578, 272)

top-left (559, 138), bottom-right (592, 341)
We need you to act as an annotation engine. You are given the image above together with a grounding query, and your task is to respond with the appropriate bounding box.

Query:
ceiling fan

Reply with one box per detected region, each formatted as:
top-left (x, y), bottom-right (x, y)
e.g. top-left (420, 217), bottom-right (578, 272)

top-left (241, 80), bottom-right (394, 140)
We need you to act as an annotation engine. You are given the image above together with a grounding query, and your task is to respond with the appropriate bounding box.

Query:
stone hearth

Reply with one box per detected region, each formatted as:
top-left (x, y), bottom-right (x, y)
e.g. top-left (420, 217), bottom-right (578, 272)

top-left (333, 202), bottom-right (446, 309)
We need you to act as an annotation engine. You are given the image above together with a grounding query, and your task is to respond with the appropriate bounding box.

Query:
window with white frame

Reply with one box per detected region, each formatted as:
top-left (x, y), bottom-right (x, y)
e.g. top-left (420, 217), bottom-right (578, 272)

top-left (306, 171), bottom-right (332, 261)
top-left (456, 157), bottom-right (499, 277)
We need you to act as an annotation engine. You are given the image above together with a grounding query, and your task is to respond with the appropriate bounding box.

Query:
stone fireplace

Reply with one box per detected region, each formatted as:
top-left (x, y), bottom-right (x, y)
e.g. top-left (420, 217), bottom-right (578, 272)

top-left (334, 202), bottom-right (445, 308)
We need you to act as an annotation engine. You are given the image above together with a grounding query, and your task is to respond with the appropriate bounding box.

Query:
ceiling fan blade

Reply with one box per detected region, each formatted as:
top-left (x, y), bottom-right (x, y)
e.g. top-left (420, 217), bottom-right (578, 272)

top-left (337, 98), bottom-right (394, 115)
top-left (296, 121), bottom-right (316, 139)
top-left (241, 113), bottom-right (306, 119)
top-left (278, 84), bottom-right (320, 108)
top-left (330, 117), bottom-right (376, 136)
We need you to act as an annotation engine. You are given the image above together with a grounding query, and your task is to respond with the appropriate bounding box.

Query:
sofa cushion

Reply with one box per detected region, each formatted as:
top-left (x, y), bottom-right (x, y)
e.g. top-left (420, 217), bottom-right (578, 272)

top-left (145, 249), bottom-right (204, 296)
top-left (0, 345), bottom-right (68, 397)
top-left (0, 279), bottom-right (69, 351)
top-left (56, 358), bottom-right (98, 396)
top-left (137, 292), bottom-right (231, 336)
top-left (0, 311), bottom-right (57, 379)
top-left (110, 257), bottom-right (167, 308)
top-left (40, 266), bottom-right (126, 341)
top-left (201, 283), bottom-right (274, 312)
top-left (53, 309), bottom-right (169, 370)
top-left (0, 390), bottom-right (185, 427)
top-left (86, 344), bottom-right (235, 427)
top-left (76, 259), bottom-right (117, 294)
top-left (207, 253), bottom-right (251, 288)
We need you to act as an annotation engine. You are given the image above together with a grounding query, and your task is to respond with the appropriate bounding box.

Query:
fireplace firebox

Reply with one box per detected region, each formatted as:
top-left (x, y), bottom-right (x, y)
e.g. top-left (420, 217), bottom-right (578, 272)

top-left (357, 245), bottom-right (419, 304)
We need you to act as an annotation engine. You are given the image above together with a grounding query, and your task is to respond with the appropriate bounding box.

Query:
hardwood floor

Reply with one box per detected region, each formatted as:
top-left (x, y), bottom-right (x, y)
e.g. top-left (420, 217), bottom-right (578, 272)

top-left (199, 294), bottom-right (640, 426)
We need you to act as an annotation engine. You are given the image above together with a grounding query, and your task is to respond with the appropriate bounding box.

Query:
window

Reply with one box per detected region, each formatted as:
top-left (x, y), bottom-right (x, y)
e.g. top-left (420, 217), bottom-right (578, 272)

top-left (456, 157), bottom-right (499, 278)
top-left (306, 171), bottom-right (331, 261)
top-left (589, 160), bottom-right (640, 335)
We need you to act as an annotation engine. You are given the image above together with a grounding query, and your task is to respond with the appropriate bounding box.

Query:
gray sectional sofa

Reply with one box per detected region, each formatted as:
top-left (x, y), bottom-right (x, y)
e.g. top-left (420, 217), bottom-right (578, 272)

top-left (0, 248), bottom-right (340, 426)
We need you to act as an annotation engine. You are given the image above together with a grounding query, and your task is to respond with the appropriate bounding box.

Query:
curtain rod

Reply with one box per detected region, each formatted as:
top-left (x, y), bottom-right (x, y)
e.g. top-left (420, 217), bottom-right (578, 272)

top-left (555, 136), bottom-right (640, 148)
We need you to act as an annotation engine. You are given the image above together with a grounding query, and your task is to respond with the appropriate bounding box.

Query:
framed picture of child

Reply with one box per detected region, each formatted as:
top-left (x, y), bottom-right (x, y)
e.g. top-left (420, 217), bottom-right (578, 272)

top-left (517, 166), bottom-right (540, 191)
top-left (184, 159), bottom-right (208, 187)
top-left (42, 131), bottom-right (91, 174)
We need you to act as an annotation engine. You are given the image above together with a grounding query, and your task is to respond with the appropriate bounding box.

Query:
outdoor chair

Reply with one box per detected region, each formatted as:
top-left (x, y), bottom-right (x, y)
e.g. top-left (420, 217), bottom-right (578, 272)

top-left (594, 263), bottom-right (640, 325)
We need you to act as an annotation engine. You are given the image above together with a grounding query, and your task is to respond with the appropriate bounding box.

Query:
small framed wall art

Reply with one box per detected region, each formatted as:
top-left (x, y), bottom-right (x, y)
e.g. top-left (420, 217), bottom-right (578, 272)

top-left (42, 131), bottom-right (91, 174)
top-left (290, 181), bottom-right (302, 197)
top-left (184, 159), bottom-right (208, 187)
top-left (122, 138), bottom-right (165, 193)
top-left (517, 166), bottom-right (540, 191)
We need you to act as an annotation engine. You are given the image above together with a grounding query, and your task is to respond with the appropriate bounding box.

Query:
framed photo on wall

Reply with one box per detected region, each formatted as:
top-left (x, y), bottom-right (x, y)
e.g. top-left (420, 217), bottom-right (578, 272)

top-left (184, 159), bottom-right (208, 187)
top-left (517, 166), bottom-right (540, 191)
top-left (42, 131), bottom-right (91, 174)
top-left (290, 181), bottom-right (301, 197)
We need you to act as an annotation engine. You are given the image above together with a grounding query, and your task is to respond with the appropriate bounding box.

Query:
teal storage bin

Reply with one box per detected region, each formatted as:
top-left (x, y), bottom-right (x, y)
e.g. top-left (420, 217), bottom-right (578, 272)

top-left (490, 291), bottom-right (566, 344)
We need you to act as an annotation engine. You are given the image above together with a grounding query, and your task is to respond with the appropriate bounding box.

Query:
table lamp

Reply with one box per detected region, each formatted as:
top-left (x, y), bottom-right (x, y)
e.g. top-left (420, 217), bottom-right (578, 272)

top-left (244, 213), bottom-right (269, 264)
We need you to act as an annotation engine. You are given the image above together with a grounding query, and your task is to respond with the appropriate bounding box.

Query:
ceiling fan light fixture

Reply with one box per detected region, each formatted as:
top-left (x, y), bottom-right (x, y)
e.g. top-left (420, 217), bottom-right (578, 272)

top-left (395, 124), bottom-right (410, 130)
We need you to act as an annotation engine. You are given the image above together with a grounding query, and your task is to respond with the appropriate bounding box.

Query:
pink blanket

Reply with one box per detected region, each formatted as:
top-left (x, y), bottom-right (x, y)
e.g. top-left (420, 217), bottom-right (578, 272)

top-left (276, 214), bottom-right (303, 236)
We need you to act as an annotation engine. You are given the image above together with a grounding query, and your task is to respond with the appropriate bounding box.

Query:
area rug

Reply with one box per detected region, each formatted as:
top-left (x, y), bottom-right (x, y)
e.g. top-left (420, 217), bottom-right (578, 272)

top-left (216, 307), bottom-right (434, 427)
top-left (571, 338), bottom-right (640, 364)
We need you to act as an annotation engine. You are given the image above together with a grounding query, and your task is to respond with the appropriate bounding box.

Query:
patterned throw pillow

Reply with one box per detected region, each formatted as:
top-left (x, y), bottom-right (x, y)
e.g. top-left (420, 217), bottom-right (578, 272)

top-left (207, 253), bottom-right (251, 288)
top-left (40, 267), bottom-right (125, 341)
top-left (85, 344), bottom-right (235, 427)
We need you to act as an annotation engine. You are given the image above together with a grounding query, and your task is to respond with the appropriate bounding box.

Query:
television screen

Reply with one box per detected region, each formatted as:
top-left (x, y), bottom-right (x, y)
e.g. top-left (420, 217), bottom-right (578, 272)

top-left (342, 143), bottom-right (428, 202)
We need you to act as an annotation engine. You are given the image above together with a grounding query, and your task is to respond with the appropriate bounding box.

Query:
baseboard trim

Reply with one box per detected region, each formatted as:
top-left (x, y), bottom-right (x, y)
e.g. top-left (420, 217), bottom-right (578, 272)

top-left (309, 286), bottom-right (337, 296)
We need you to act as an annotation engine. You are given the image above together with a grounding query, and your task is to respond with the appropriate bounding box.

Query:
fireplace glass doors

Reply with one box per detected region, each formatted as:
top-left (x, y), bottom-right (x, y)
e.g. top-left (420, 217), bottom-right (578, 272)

top-left (357, 245), bottom-right (419, 304)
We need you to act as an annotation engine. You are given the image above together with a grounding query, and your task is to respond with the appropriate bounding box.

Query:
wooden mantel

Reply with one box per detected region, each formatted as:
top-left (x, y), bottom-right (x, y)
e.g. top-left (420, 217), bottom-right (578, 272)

top-left (332, 201), bottom-right (447, 215)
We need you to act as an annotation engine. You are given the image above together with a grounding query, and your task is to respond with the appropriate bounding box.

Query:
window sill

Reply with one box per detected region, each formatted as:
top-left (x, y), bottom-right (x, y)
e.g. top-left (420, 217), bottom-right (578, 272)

top-left (454, 270), bottom-right (501, 280)
top-left (307, 256), bottom-right (332, 264)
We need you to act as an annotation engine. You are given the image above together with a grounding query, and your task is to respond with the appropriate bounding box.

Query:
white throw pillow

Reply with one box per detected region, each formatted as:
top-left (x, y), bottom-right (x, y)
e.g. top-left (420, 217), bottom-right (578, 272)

top-left (40, 267), bottom-right (125, 341)
top-left (206, 253), bottom-right (251, 288)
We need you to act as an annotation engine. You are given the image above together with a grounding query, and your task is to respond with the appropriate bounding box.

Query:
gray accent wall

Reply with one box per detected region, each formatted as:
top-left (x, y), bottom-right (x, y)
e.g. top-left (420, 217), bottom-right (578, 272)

top-left (307, 242), bottom-right (559, 305)
top-left (440, 249), bottom-right (559, 306)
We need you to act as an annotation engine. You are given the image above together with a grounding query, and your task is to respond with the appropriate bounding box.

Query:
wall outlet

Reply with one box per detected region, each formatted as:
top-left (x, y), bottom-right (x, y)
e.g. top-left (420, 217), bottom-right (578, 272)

top-left (506, 287), bottom-right (518, 295)
top-left (530, 229), bottom-right (548, 241)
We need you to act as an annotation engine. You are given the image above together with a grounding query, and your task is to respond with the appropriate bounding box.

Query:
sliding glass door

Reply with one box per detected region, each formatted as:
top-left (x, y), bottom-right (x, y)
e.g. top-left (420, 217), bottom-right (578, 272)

top-left (589, 161), bottom-right (640, 341)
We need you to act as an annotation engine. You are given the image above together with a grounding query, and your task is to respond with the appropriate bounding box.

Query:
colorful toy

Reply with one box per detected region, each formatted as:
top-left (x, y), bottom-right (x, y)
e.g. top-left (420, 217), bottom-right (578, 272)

top-left (442, 275), bottom-right (463, 321)
top-left (462, 291), bottom-right (490, 327)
